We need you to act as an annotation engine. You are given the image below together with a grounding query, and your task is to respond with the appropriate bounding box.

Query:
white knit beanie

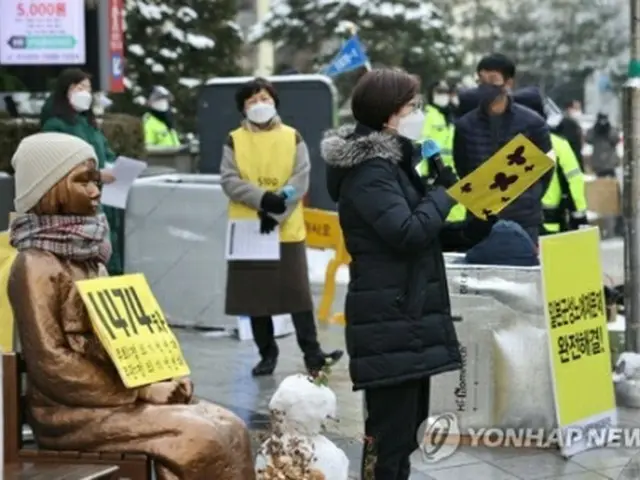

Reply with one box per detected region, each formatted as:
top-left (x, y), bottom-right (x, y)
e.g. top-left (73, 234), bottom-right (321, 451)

top-left (12, 132), bottom-right (98, 213)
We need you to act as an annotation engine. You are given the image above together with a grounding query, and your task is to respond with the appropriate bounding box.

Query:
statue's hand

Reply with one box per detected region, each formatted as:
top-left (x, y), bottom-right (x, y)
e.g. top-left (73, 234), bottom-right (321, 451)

top-left (171, 377), bottom-right (194, 404)
top-left (140, 381), bottom-right (180, 405)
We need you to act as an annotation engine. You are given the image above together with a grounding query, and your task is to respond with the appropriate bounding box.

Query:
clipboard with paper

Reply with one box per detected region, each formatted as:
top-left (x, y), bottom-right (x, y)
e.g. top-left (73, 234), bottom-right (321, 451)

top-left (225, 219), bottom-right (280, 261)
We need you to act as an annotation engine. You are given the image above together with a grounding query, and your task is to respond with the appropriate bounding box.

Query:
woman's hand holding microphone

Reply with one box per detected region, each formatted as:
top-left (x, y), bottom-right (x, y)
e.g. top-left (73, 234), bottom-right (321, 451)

top-left (258, 186), bottom-right (296, 234)
top-left (421, 139), bottom-right (459, 189)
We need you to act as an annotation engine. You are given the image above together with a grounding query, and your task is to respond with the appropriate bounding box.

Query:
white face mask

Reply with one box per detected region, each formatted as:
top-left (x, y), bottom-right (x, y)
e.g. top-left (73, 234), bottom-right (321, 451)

top-left (450, 95), bottom-right (459, 107)
top-left (69, 90), bottom-right (92, 112)
top-left (151, 99), bottom-right (170, 112)
top-left (396, 110), bottom-right (425, 141)
top-left (432, 93), bottom-right (450, 108)
top-left (246, 102), bottom-right (276, 124)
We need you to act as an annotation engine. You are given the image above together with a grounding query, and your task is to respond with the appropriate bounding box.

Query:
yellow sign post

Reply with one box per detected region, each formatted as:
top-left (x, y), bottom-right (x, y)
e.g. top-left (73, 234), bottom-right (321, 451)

top-left (303, 208), bottom-right (350, 325)
top-left (76, 273), bottom-right (190, 388)
top-left (447, 134), bottom-right (555, 219)
top-left (0, 231), bottom-right (17, 352)
top-left (540, 228), bottom-right (616, 457)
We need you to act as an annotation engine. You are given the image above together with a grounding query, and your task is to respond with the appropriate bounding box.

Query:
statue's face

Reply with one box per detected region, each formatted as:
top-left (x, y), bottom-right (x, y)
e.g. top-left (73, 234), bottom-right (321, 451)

top-left (33, 160), bottom-right (101, 216)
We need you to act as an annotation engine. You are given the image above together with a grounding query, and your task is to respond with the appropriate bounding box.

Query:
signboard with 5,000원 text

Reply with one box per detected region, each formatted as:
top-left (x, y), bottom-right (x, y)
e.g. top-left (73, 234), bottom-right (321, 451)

top-left (540, 228), bottom-right (616, 458)
top-left (0, 0), bottom-right (86, 65)
top-left (75, 273), bottom-right (190, 388)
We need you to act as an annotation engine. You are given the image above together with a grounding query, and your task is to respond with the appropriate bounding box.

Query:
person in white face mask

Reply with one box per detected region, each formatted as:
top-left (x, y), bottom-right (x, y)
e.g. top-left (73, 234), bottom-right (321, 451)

top-left (220, 77), bottom-right (343, 378)
top-left (40, 68), bottom-right (124, 276)
top-left (143, 86), bottom-right (181, 148)
top-left (321, 68), bottom-right (494, 480)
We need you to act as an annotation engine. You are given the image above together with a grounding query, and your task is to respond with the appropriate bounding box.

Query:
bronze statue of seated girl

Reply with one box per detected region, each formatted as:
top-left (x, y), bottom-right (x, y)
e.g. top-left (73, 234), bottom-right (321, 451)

top-left (8, 132), bottom-right (255, 480)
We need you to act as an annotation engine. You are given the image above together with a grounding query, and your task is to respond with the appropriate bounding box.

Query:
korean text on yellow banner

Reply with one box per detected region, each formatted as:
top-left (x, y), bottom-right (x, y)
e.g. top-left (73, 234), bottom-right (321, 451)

top-left (0, 231), bottom-right (17, 353)
top-left (447, 134), bottom-right (555, 219)
top-left (75, 273), bottom-right (190, 388)
top-left (540, 228), bottom-right (616, 457)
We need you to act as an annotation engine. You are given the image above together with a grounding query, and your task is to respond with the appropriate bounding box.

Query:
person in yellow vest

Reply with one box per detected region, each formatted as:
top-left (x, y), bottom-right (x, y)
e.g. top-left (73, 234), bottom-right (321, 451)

top-left (416, 80), bottom-right (467, 222)
top-left (220, 78), bottom-right (343, 377)
top-left (143, 86), bottom-right (181, 149)
top-left (513, 88), bottom-right (588, 234)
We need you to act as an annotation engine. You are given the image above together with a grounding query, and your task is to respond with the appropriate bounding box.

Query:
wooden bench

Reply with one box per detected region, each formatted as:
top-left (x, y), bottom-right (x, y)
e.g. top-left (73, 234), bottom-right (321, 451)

top-left (3, 353), bottom-right (152, 480)
top-left (2, 463), bottom-right (119, 480)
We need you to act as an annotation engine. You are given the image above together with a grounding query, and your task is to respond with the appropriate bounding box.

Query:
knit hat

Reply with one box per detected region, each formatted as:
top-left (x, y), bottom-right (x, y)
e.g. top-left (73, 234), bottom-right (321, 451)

top-left (12, 132), bottom-right (98, 213)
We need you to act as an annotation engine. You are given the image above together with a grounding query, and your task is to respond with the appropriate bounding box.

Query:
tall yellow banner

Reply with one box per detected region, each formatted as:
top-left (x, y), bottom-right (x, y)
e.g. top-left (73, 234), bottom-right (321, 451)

top-left (540, 228), bottom-right (616, 457)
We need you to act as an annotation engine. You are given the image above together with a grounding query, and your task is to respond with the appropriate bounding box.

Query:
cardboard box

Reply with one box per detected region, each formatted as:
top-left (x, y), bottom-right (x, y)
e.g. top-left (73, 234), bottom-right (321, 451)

top-left (586, 177), bottom-right (620, 216)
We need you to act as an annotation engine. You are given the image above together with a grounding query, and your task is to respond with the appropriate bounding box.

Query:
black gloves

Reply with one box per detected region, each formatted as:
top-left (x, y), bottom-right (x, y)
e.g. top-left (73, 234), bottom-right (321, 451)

top-left (570, 211), bottom-right (589, 230)
top-left (258, 210), bottom-right (278, 234)
top-left (433, 167), bottom-right (459, 189)
top-left (260, 191), bottom-right (287, 215)
top-left (465, 214), bottom-right (498, 245)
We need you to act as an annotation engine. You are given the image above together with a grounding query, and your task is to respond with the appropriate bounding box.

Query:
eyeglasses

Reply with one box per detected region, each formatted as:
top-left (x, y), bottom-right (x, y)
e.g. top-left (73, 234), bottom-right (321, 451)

top-left (408, 98), bottom-right (424, 112)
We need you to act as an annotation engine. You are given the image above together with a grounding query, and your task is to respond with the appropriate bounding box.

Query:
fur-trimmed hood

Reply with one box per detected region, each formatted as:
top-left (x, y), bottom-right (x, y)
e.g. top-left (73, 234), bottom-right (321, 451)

top-left (321, 124), bottom-right (403, 168)
top-left (322, 124), bottom-right (406, 202)
top-left (320, 124), bottom-right (418, 202)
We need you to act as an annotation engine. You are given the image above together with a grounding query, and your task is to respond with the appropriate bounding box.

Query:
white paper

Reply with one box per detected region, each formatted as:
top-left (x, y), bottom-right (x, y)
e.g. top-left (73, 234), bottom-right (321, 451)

top-left (100, 156), bottom-right (148, 209)
top-left (225, 219), bottom-right (280, 261)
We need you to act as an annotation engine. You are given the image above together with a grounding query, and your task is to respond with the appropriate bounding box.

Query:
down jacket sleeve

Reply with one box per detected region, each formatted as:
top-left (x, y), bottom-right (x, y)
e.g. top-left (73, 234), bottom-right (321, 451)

top-left (348, 158), bottom-right (456, 253)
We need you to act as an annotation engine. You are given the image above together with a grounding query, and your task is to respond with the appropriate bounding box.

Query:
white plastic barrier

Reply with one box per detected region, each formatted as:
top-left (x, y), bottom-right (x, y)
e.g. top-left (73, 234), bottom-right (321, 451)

top-left (330, 255), bottom-right (557, 431)
top-left (125, 174), bottom-right (231, 328)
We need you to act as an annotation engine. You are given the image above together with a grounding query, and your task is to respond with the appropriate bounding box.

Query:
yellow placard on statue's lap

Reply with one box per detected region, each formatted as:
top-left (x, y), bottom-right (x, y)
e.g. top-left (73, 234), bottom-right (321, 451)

top-left (76, 273), bottom-right (190, 388)
top-left (0, 231), bottom-right (17, 352)
top-left (540, 228), bottom-right (616, 457)
top-left (447, 134), bottom-right (555, 219)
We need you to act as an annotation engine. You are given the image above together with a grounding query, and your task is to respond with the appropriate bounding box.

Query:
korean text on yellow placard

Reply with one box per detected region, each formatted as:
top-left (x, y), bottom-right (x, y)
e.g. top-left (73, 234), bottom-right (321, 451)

top-left (447, 134), bottom-right (555, 219)
top-left (540, 228), bottom-right (615, 429)
top-left (0, 231), bottom-right (17, 352)
top-left (75, 273), bottom-right (190, 388)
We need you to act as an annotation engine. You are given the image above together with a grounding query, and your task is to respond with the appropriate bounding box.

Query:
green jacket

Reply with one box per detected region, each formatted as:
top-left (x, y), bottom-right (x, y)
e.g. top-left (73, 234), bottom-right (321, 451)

top-left (39, 96), bottom-right (124, 275)
top-left (40, 96), bottom-right (116, 168)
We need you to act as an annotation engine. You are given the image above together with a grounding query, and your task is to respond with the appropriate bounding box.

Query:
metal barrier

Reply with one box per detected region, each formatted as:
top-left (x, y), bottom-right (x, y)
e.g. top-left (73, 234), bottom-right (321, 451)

top-left (145, 148), bottom-right (198, 173)
top-left (124, 174), bottom-right (229, 329)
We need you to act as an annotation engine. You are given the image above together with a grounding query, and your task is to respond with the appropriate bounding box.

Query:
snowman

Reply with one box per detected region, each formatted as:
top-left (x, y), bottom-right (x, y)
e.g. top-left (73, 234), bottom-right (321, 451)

top-left (255, 372), bottom-right (349, 480)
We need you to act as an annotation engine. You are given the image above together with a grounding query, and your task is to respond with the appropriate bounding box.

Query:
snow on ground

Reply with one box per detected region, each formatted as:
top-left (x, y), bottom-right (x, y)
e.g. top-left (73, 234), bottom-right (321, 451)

top-left (306, 248), bottom-right (349, 285)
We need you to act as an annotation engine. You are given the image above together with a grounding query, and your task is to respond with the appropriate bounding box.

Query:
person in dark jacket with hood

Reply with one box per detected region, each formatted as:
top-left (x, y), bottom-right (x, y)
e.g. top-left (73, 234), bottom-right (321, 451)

top-left (453, 53), bottom-right (553, 243)
top-left (322, 69), bottom-right (494, 480)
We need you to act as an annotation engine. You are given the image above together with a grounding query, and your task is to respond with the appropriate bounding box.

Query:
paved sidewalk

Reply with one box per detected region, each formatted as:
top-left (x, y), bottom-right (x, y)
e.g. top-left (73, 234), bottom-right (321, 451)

top-left (175, 236), bottom-right (633, 479)
top-left (178, 326), bottom-right (640, 480)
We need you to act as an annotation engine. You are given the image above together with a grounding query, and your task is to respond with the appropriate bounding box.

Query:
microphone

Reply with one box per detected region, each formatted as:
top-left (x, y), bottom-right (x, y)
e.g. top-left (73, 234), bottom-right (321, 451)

top-left (421, 139), bottom-right (446, 175)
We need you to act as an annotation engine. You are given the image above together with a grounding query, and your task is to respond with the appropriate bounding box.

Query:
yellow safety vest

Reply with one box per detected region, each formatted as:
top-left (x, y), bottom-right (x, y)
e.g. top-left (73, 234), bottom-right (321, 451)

top-left (542, 133), bottom-right (587, 233)
top-left (228, 125), bottom-right (306, 243)
top-left (420, 105), bottom-right (454, 167)
top-left (416, 105), bottom-right (466, 222)
top-left (143, 113), bottom-right (181, 148)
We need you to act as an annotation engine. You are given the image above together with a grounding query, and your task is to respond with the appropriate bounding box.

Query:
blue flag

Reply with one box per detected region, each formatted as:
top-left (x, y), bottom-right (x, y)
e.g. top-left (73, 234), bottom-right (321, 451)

top-left (323, 35), bottom-right (369, 77)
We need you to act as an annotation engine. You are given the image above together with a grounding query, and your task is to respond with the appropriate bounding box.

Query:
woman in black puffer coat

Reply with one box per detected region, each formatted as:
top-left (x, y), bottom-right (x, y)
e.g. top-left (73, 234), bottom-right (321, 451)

top-left (322, 69), bottom-right (494, 480)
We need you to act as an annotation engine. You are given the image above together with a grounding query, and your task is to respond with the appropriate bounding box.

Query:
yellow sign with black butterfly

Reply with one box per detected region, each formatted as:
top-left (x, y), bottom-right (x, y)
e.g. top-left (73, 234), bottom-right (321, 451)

top-left (447, 134), bottom-right (555, 220)
top-left (75, 273), bottom-right (190, 388)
